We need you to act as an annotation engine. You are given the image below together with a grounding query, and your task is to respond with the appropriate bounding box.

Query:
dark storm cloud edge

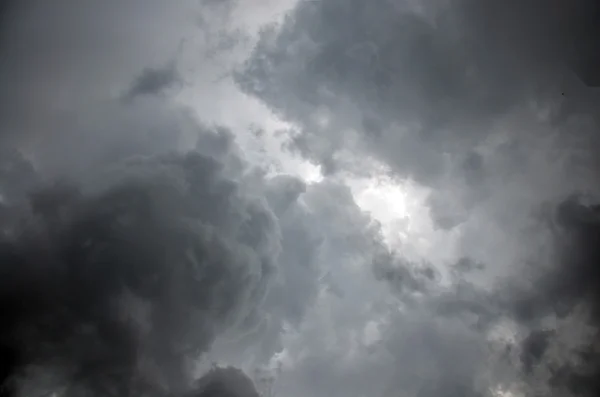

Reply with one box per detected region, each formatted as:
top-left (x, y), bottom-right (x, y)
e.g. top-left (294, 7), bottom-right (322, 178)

top-left (0, 1), bottom-right (286, 396)
top-left (0, 64), bottom-right (278, 395)
top-left (0, 142), bottom-right (276, 397)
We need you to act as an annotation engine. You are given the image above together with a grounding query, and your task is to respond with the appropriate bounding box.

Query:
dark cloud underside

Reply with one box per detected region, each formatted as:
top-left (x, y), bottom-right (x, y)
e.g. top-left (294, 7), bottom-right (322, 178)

top-left (0, 145), bottom-right (279, 396)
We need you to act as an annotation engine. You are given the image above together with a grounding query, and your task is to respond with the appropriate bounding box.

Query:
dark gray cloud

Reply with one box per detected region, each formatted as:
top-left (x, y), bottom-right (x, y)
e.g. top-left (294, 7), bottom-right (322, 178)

top-left (123, 63), bottom-right (182, 101)
top-left (0, 144), bottom-right (280, 396)
top-left (513, 197), bottom-right (600, 396)
top-left (0, 1), bottom-right (286, 396)
top-left (188, 366), bottom-right (260, 397)
top-left (0, 7), bottom-right (281, 390)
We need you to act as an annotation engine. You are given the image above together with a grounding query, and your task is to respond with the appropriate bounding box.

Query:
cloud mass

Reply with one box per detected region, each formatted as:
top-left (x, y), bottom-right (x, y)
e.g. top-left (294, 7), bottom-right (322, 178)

top-left (2, 1), bottom-right (600, 397)
top-left (0, 142), bottom-right (280, 396)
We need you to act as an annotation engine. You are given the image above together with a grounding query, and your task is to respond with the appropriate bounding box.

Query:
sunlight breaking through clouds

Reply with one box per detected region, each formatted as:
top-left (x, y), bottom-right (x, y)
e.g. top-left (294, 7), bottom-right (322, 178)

top-left (1, 1), bottom-right (600, 396)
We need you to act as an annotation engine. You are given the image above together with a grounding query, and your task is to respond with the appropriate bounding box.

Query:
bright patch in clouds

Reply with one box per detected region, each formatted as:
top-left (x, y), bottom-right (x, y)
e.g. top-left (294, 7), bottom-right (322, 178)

top-left (4, 1), bottom-right (600, 396)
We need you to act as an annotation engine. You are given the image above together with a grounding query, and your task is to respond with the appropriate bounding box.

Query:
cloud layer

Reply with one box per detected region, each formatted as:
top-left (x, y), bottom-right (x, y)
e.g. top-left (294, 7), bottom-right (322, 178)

top-left (2, 1), bottom-right (600, 397)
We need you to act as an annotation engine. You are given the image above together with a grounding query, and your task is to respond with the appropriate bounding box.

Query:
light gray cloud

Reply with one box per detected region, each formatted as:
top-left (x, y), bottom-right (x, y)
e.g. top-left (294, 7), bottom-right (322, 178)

top-left (237, 0), bottom-right (600, 223)
top-left (236, 1), bottom-right (600, 396)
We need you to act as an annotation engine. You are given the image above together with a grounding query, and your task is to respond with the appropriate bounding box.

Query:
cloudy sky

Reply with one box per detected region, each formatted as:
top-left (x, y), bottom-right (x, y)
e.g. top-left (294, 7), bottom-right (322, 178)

top-left (0, 1), bottom-right (599, 396)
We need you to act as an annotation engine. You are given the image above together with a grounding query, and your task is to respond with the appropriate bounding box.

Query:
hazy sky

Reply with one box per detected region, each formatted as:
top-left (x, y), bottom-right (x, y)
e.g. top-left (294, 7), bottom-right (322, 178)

top-left (0, 1), bottom-right (599, 397)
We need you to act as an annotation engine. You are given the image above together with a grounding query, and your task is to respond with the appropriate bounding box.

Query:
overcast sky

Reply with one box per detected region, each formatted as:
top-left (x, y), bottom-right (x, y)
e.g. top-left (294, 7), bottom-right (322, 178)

top-left (0, 1), bottom-right (599, 397)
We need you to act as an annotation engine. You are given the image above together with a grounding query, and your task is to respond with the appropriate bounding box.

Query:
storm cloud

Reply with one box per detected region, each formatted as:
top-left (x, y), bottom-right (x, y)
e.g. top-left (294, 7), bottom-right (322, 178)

top-left (0, 140), bottom-right (282, 396)
top-left (3, 0), bottom-right (600, 397)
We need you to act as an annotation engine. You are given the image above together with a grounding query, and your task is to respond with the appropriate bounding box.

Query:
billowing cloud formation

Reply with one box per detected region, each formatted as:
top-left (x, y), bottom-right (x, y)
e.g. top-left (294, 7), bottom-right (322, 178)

top-left (0, 28), bottom-right (280, 395)
top-left (0, 1), bottom-right (283, 396)
top-left (237, 0), bottom-right (600, 225)
top-left (0, 143), bottom-right (280, 396)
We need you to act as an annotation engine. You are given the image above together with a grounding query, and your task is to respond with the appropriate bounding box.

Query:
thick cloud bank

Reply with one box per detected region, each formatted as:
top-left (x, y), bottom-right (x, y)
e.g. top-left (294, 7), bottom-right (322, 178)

top-left (0, 143), bottom-right (278, 396)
